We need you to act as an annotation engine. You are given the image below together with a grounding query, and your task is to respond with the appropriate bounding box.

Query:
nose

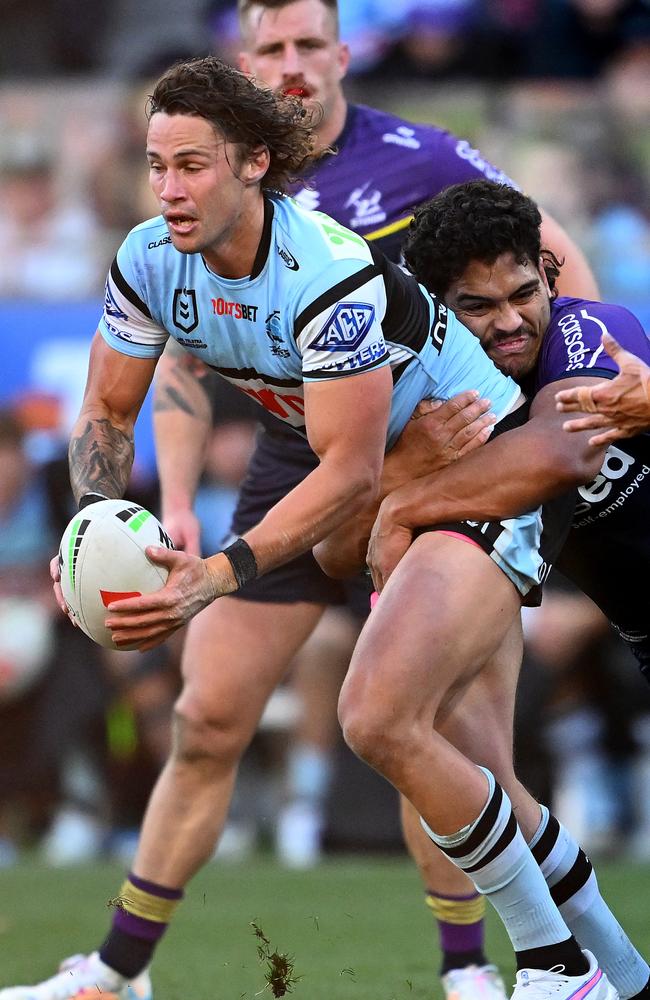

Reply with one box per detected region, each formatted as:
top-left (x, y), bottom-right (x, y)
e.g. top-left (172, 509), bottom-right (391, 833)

top-left (495, 302), bottom-right (523, 334)
top-left (159, 169), bottom-right (185, 203)
top-left (281, 43), bottom-right (303, 77)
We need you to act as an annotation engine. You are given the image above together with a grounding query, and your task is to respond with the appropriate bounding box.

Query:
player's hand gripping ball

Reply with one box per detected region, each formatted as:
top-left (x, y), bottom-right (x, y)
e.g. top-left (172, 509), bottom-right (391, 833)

top-left (58, 499), bottom-right (174, 650)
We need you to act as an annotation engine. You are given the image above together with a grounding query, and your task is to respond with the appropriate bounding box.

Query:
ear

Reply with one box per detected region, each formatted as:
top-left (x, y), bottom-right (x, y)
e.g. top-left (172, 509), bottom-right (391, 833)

top-left (337, 42), bottom-right (351, 82)
top-left (538, 256), bottom-right (552, 295)
top-left (242, 144), bottom-right (270, 186)
top-left (238, 51), bottom-right (251, 75)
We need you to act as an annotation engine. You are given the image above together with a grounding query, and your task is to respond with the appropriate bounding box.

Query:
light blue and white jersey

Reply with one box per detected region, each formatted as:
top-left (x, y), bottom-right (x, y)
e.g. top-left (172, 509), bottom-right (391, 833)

top-left (99, 193), bottom-right (521, 448)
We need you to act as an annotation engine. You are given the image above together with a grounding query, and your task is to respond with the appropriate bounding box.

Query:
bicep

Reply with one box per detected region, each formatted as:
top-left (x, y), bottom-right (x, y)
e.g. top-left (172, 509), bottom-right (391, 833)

top-left (82, 331), bottom-right (158, 425)
top-left (304, 366), bottom-right (393, 465)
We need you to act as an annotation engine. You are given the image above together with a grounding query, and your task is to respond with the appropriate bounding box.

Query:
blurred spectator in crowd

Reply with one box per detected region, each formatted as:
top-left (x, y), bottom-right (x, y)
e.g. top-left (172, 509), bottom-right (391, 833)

top-left (527, 0), bottom-right (650, 79)
top-left (0, 0), bottom-right (109, 76)
top-left (476, 0), bottom-right (650, 79)
top-left (0, 137), bottom-right (104, 300)
top-left (582, 151), bottom-right (650, 327)
top-left (386, 0), bottom-right (481, 79)
top-left (0, 407), bottom-right (106, 865)
top-left (523, 576), bottom-right (650, 860)
top-left (99, 0), bottom-right (212, 79)
top-left (89, 86), bottom-right (158, 246)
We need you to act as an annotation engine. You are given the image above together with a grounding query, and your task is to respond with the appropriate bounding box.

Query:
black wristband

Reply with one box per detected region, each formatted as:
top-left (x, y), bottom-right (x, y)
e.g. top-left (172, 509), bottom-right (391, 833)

top-left (221, 538), bottom-right (258, 589)
top-left (78, 492), bottom-right (110, 510)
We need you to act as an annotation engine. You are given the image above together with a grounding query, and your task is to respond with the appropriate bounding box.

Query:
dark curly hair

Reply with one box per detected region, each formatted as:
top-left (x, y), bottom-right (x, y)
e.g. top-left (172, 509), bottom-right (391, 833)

top-left (404, 180), bottom-right (561, 299)
top-left (147, 56), bottom-right (318, 192)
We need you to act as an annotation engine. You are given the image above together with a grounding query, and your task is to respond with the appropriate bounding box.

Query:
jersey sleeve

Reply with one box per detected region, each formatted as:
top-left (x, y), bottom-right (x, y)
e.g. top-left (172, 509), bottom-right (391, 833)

top-left (98, 236), bottom-right (169, 359)
top-left (537, 299), bottom-right (650, 389)
top-left (293, 259), bottom-right (392, 381)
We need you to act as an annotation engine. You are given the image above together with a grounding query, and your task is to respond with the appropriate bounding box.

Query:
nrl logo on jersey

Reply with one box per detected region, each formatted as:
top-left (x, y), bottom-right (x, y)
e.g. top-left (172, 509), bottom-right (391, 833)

top-left (172, 287), bottom-right (199, 333)
top-left (309, 302), bottom-right (375, 352)
top-left (345, 182), bottom-right (386, 229)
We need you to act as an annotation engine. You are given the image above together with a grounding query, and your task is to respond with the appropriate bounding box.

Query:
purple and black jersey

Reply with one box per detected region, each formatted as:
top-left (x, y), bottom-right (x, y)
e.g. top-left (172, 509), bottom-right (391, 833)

top-left (290, 103), bottom-right (517, 263)
top-left (533, 296), bottom-right (650, 676)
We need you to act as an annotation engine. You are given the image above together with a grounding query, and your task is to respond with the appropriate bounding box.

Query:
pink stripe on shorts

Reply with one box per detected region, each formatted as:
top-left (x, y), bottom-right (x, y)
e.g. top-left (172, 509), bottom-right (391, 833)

top-left (369, 531), bottom-right (481, 611)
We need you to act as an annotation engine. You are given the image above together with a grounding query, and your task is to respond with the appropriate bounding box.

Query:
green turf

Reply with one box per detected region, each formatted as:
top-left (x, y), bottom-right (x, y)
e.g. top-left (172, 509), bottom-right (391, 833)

top-left (1, 855), bottom-right (649, 998)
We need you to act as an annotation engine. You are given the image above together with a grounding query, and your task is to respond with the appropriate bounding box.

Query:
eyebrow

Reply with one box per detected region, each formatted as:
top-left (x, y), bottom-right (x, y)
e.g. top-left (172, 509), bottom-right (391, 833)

top-left (146, 147), bottom-right (213, 160)
top-left (256, 35), bottom-right (327, 51)
top-left (455, 278), bottom-right (540, 306)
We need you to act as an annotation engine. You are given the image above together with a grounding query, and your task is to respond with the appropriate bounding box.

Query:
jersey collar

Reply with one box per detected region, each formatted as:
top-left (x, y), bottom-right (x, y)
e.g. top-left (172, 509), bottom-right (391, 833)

top-left (249, 195), bottom-right (275, 280)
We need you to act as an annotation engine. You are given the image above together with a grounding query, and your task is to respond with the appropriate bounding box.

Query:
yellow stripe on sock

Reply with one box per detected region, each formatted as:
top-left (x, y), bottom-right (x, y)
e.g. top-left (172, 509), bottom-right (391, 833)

top-left (426, 892), bottom-right (486, 925)
top-left (117, 879), bottom-right (181, 923)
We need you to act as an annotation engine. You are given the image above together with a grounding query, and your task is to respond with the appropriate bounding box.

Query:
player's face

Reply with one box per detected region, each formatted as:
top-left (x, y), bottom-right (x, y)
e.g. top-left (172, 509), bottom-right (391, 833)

top-left (147, 112), bottom-right (267, 270)
top-left (238, 0), bottom-right (349, 126)
top-left (444, 253), bottom-right (553, 381)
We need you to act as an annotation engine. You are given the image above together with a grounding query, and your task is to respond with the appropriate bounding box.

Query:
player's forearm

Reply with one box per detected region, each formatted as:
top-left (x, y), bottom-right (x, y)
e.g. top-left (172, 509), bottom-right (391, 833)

top-left (384, 418), bottom-right (595, 529)
top-left (206, 455), bottom-right (380, 580)
top-left (154, 409), bottom-right (211, 515)
top-left (153, 343), bottom-right (215, 513)
top-left (314, 443), bottom-right (420, 578)
top-left (68, 408), bottom-right (135, 505)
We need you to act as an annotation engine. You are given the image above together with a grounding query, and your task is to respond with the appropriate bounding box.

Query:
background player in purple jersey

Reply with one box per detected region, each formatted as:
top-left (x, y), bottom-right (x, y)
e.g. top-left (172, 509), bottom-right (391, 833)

top-left (556, 332), bottom-right (650, 444)
top-left (316, 179), bottom-right (650, 1000)
top-left (150, 0), bottom-right (603, 996)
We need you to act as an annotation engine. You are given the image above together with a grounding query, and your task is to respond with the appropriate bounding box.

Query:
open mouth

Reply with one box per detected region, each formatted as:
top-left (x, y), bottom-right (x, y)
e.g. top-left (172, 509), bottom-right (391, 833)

top-left (165, 214), bottom-right (197, 236)
top-left (283, 85), bottom-right (310, 99)
top-left (492, 336), bottom-right (528, 355)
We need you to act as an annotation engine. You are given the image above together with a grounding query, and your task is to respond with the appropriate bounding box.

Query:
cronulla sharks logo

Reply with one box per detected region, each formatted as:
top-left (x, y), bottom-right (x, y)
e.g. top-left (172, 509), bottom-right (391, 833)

top-left (172, 287), bottom-right (199, 333)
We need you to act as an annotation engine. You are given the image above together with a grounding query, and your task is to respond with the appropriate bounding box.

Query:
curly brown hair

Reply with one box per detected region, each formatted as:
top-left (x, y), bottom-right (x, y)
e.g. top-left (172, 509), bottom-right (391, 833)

top-left (147, 56), bottom-right (319, 192)
top-left (404, 180), bottom-right (562, 299)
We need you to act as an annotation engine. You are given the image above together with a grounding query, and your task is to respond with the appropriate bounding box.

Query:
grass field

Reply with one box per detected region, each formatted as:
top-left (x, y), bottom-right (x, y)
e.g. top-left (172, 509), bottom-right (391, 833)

top-left (1, 855), bottom-right (649, 999)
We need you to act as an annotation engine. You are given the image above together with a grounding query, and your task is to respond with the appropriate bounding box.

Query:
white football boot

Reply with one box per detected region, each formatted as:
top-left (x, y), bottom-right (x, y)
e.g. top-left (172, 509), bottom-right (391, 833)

top-left (0, 952), bottom-right (152, 1000)
top-left (442, 963), bottom-right (507, 999)
top-left (511, 950), bottom-right (618, 1000)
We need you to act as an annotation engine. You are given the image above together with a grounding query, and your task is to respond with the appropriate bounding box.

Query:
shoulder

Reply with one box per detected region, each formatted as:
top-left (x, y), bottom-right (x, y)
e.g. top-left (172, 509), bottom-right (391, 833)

top-left (540, 296), bottom-right (650, 382)
top-left (549, 297), bottom-right (649, 350)
top-left (349, 102), bottom-right (453, 156)
top-left (273, 194), bottom-right (376, 271)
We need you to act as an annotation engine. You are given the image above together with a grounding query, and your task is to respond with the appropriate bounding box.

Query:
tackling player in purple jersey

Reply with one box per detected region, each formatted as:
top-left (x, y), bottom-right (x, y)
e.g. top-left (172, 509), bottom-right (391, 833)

top-left (529, 297), bottom-right (650, 680)
top-left (319, 179), bottom-right (650, 1000)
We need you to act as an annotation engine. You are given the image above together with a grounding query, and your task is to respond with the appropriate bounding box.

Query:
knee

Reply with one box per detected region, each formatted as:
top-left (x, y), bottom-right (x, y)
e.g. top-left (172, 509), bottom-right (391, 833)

top-left (338, 687), bottom-right (414, 775)
top-left (171, 696), bottom-right (249, 773)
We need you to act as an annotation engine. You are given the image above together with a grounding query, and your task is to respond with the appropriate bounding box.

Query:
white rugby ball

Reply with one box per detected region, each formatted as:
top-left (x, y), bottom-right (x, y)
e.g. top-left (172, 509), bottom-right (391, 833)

top-left (58, 499), bottom-right (174, 649)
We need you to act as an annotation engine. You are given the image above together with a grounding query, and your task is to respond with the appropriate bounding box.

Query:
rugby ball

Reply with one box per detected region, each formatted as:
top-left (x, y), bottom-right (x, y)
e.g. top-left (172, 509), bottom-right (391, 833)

top-left (58, 499), bottom-right (174, 650)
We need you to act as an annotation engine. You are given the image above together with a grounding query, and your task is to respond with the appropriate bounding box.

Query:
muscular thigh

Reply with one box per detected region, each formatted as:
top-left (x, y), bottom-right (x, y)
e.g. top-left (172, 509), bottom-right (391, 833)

top-left (344, 533), bottom-right (522, 724)
top-left (176, 596), bottom-right (324, 738)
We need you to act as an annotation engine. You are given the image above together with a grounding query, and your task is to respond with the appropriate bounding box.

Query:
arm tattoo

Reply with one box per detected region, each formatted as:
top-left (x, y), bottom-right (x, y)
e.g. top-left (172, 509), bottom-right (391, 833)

top-left (153, 340), bottom-right (218, 418)
top-left (69, 418), bottom-right (134, 504)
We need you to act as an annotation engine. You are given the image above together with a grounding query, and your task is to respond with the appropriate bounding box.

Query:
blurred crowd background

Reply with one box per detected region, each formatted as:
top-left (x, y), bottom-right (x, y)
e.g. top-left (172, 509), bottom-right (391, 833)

top-left (1, 0), bottom-right (650, 871)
